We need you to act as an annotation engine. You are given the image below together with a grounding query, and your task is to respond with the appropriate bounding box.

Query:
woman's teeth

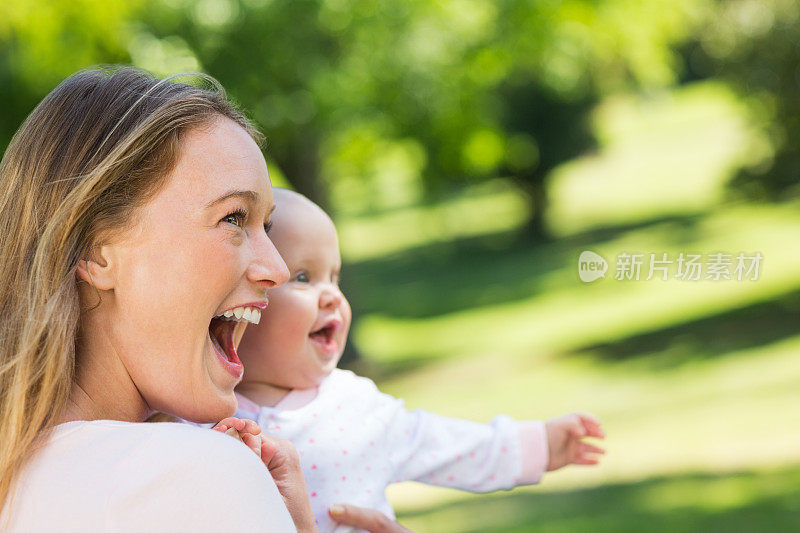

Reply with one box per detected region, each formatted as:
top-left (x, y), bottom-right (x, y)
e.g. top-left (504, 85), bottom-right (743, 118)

top-left (216, 305), bottom-right (262, 324)
top-left (233, 321), bottom-right (248, 349)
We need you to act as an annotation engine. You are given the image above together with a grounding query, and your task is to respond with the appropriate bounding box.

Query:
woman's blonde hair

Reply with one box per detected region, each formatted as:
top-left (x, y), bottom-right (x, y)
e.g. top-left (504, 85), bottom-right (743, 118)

top-left (0, 66), bottom-right (262, 513)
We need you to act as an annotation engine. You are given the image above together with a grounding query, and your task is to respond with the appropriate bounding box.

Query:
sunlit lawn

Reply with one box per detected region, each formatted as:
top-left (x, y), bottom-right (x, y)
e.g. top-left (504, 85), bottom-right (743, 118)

top-left (337, 80), bottom-right (800, 531)
top-left (393, 465), bottom-right (800, 532)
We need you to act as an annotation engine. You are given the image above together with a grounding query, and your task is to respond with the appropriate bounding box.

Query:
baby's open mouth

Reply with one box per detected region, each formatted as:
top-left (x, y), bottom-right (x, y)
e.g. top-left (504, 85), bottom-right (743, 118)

top-left (209, 305), bottom-right (262, 366)
top-left (309, 320), bottom-right (340, 354)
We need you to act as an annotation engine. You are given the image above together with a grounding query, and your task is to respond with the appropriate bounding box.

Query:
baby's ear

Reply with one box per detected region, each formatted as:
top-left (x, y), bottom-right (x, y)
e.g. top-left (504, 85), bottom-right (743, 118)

top-left (76, 244), bottom-right (117, 291)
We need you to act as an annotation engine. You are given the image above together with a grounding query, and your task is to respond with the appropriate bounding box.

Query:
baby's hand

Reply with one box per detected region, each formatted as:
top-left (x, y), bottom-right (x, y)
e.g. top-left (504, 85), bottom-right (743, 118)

top-left (212, 416), bottom-right (263, 458)
top-left (212, 418), bottom-right (316, 531)
top-left (545, 411), bottom-right (605, 472)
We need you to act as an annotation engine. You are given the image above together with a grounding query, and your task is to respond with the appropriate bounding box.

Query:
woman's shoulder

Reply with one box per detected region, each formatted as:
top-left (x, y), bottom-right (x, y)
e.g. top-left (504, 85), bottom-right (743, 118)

top-left (7, 420), bottom-right (295, 532)
top-left (102, 422), bottom-right (294, 528)
top-left (48, 419), bottom-right (250, 462)
top-left (54, 420), bottom-right (274, 485)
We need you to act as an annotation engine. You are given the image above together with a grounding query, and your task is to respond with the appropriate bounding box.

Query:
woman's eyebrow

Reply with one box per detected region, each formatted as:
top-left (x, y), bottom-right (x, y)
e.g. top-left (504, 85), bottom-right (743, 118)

top-left (204, 190), bottom-right (259, 209)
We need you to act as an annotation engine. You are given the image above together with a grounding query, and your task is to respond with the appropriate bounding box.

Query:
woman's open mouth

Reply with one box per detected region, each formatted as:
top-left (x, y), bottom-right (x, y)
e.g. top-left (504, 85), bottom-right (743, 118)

top-left (209, 305), bottom-right (263, 378)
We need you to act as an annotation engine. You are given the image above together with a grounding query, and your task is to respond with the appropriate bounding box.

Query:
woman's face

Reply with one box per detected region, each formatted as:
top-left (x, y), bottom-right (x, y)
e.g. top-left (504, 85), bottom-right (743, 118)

top-left (84, 116), bottom-right (288, 423)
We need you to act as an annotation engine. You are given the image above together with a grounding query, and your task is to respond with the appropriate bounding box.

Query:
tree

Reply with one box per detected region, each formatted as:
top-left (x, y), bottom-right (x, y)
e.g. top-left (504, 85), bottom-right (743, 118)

top-left (135, 0), bottom-right (705, 239)
top-left (0, 0), bottom-right (137, 152)
top-left (681, 0), bottom-right (800, 200)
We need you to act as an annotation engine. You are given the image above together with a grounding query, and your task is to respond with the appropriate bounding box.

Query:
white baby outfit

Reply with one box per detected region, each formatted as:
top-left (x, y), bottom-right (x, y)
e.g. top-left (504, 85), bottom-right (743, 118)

top-left (235, 369), bottom-right (549, 532)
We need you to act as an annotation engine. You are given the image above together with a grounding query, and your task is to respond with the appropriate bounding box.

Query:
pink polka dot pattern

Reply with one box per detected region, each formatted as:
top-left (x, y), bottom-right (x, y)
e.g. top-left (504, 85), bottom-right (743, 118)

top-left (230, 369), bottom-right (543, 533)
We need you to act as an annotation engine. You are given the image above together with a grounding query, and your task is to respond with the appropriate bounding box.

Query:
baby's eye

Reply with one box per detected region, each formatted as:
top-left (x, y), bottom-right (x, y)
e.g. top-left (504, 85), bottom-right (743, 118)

top-left (264, 221), bottom-right (273, 234)
top-left (293, 272), bottom-right (309, 283)
top-left (221, 209), bottom-right (247, 227)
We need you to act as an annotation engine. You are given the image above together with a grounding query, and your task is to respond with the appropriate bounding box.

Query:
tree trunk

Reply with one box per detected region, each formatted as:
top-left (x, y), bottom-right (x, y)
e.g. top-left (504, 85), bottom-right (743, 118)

top-left (278, 138), bottom-right (363, 365)
top-left (518, 174), bottom-right (550, 243)
top-left (280, 137), bottom-right (329, 210)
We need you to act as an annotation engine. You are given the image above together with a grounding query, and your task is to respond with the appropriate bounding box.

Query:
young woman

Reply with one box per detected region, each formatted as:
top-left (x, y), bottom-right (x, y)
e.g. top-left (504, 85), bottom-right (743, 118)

top-left (0, 67), bottom-right (407, 533)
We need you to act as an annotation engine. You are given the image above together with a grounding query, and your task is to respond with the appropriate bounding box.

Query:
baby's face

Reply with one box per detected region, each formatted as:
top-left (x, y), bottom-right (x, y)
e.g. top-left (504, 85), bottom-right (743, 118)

top-left (237, 193), bottom-right (351, 390)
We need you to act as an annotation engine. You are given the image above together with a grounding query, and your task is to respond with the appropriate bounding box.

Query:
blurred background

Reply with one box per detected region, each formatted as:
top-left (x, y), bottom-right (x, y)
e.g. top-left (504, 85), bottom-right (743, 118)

top-left (2, 0), bottom-right (799, 530)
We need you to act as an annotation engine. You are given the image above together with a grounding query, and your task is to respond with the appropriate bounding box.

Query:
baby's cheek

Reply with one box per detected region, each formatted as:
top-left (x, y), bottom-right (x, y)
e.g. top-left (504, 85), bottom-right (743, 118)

top-left (284, 315), bottom-right (313, 348)
top-left (285, 294), bottom-right (318, 327)
top-left (340, 299), bottom-right (353, 335)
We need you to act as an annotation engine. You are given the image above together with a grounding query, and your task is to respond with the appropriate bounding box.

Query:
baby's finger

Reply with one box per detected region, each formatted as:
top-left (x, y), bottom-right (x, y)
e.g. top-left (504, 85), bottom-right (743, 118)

top-left (217, 416), bottom-right (246, 432)
top-left (568, 417), bottom-right (588, 438)
top-left (259, 434), bottom-right (280, 466)
top-left (224, 427), bottom-right (244, 442)
top-left (577, 413), bottom-right (605, 438)
top-left (240, 419), bottom-right (262, 436)
top-left (212, 423), bottom-right (228, 433)
top-left (575, 411), bottom-right (601, 425)
top-left (573, 455), bottom-right (601, 466)
top-left (329, 503), bottom-right (411, 532)
top-left (580, 442), bottom-right (605, 456)
top-left (242, 433), bottom-right (262, 458)
top-left (573, 442), bottom-right (605, 465)
top-left (216, 416), bottom-right (237, 427)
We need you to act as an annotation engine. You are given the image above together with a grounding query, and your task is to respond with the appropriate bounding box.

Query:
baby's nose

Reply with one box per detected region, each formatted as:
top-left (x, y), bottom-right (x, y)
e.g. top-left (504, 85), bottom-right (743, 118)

top-left (319, 286), bottom-right (343, 308)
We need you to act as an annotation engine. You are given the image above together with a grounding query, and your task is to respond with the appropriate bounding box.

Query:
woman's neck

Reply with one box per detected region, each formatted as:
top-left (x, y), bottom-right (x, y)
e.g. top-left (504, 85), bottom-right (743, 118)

top-left (56, 344), bottom-right (152, 425)
top-left (57, 382), bottom-right (149, 425)
top-left (235, 381), bottom-right (292, 408)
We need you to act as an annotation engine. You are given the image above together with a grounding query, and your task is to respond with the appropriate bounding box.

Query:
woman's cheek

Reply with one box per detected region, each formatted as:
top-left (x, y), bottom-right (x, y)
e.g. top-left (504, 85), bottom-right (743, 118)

top-left (207, 238), bottom-right (245, 277)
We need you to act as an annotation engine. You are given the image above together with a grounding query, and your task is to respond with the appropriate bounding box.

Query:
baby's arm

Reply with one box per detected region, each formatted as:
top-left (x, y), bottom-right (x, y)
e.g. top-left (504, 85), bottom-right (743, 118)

top-left (385, 406), bottom-right (604, 492)
top-left (385, 408), bottom-right (547, 492)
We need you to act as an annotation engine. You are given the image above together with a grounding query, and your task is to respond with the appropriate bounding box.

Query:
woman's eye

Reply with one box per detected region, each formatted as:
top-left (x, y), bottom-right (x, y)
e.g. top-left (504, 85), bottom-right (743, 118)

top-left (294, 272), bottom-right (309, 283)
top-left (221, 210), bottom-right (246, 227)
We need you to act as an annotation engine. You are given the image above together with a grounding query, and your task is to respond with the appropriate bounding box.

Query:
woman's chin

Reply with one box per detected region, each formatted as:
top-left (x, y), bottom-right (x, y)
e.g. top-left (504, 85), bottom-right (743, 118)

top-left (177, 391), bottom-right (238, 424)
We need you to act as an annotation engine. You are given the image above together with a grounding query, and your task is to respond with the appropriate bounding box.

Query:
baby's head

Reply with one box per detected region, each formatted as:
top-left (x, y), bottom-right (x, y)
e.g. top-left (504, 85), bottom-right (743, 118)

top-left (237, 188), bottom-right (351, 390)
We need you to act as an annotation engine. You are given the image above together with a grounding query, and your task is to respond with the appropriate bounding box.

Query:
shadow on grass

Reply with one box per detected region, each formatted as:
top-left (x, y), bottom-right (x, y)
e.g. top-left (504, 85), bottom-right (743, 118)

top-left (572, 290), bottom-right (800, 369)
top-left (345, 213), bottom-right (705, 320)
top-left (396, 466), bottom-right (800, 532)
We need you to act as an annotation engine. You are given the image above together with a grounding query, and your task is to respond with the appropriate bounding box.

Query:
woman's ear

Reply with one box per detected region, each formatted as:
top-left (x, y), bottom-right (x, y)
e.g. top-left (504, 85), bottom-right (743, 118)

top-left (76, 245), bottom-right (117, 291)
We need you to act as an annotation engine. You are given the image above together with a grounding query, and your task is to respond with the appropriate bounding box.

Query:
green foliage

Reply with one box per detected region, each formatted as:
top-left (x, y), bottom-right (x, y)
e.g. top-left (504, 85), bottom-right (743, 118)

top-left (129, 0), bottom-right (708, 229)
top-left (395, 466), bottom-right (800, 532)
top-left (0, 0), bottom-right (137, 152)
top-left (3, 0), bottom-right (786, 220)
top-left (682, 0), bottom-right (800, 199)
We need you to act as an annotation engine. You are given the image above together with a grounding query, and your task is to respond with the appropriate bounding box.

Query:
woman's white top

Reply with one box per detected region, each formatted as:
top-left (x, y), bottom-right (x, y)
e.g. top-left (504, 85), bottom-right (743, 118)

top-left (2, 420), bottom-right (295, 532)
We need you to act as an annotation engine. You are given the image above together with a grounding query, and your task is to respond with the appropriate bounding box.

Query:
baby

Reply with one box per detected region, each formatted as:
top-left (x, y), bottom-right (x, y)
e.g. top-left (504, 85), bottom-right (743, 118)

top-left (232, 188), bottom-right (605, 532)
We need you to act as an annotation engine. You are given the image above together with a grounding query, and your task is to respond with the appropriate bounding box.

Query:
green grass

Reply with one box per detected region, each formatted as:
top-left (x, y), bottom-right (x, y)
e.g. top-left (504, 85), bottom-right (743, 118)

top-left (352, 201), bottom-right (800, 365)
top-left (392, 466), bottom-right (800, 532)
top-left (547, 81), bottom-right (770, 236)
top-left (336, 80), bottom-right (800, 531)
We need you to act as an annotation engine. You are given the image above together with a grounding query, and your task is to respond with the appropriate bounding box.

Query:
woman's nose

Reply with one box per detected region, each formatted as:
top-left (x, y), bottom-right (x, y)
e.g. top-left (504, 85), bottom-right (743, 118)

top-left (247, 234), bottom-right (289, 289)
